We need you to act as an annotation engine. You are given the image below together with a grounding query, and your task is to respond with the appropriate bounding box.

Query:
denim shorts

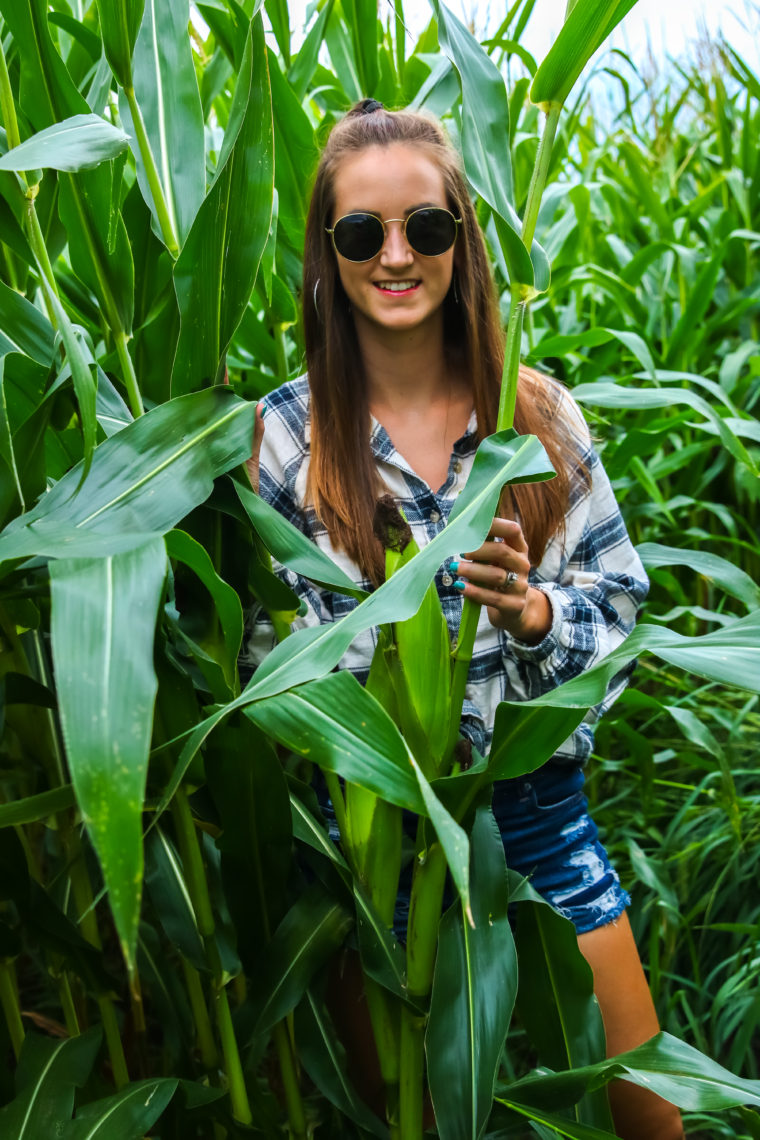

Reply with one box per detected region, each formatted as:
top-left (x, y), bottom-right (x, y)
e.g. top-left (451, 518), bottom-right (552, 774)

top-left (319, 763), bottom-right (629, 939)
top-left (491, 763), bottom-right (630, 935)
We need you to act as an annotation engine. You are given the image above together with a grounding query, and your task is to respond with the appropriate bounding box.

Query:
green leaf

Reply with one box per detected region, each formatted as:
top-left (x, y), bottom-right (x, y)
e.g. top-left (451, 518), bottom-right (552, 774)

top-left (38, 283), bottom-right (98, 481)
top-left (95, 365), bottom-right (133, 438)
top-left (0, 115), bottom-right (129, 173)
top-left (0, 281), bottom-right (55, 364)
top-left (514, 900), bottom-right (611, 1125)
top-left (288, 0), bottom-right (336, 102)
top-left (96, 0), bottom-right (145, 88)
top-left (205, 715), bottom-right (292, 975)
top-left (118, 0), bottom-right (205, 246)
top-left (50, 538), bottom-right (168, 975)
top-left (265, 0), bottom-right (291, 62)
top-left (527, 326), bottom-right (656, 379)
top-left (0, 1027), bottom-right (101, 1138)
top-left (144, 827), bottom-right (207, 973)
top-left (391, 537), bottom-right (451, 771)
top-left (504, 1031), bottom-right (760, 1113)
top-left (572, 380), bottom-right (758, 476)
top-left (165, 529), bottom-right (244, 693)
top-left (494, 1100), bottom-right (618, 1138)
top-left (171, 14), bottom-right (274, 393)
top-left (294, 989), bottom-right (388, 1138)
top-left (0, 356), bottom-right (24, 515)
top-left (2, 1), bottom-right (136, 341)
top-left (269, 48), bottom-right (319, 252)
top-left (233, 475), bottom-right (368, 601)
top-left (411, 754), bottom-right (471, 920)
top-left (159, 431), bottom-right (554, 793)
top-left (289, 780), bottom-right (408, 1000)
top-left (427, 806), bottom-right (516, 1140)
top-left (0, 831), bottom-right (115, 994)
top-left (637, 542), bottom-right (760, 611)
top-left (57, 166), bottom-right (135, 336)
top-left (0, 785), bottom-right (75, 828)
top-left (489, 703), bottom-right (587, 781)
top-left (432, 1), bottom-right (550, 289)
top-left (527, 611), bottom-right (760, 708)
top-left (664, 245), bottom-right (727, 368)
top-left (251, 886), bottom-right (353, 1035)
top-left (247, 671), bottom-right (425, 813)
top-left (63, 1079), bottom-right (177, 1139)
top-left (0, 389), bottom-right (257, 562)
top-left (2, 0), bottom-right (87, 128)
top-left (432, 0), bottom-right (514, 218)
top-left (342, 0), bottom-right (379, 96)
top-left (530, 0), bottom-right (639, 109)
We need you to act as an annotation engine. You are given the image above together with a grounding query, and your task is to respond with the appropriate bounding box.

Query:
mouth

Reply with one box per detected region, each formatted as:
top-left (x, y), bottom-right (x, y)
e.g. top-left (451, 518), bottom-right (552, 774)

top-left (373, 280), bottom-right (420, 296)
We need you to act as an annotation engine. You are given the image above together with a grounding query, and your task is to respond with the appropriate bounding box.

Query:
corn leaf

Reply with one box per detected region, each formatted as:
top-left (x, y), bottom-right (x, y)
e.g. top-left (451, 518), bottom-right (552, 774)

top-left (171, 14), bottom-right (274, 393)
top-left (0, 114), bottom-right (129, 172)
top-left (118, 0), bottom-right (205, 247)
top-left (530, 0), bottom-right (639, 110)
top-left (428, 806), bottom-right (516, 1140)
top-left (503, 1032), bottom-right (760, 1113)
top-left (0, 389), bottom-right (257, 562)
top-left (432, 0), bottom-right (549, 290)
top-left (637, 542), bottom-right (760, 611)
top-left (64, 1079), bottom-right (178, 1138)
top-left (95, 0), bottom-right (145, 88)
top-left (0, 1027), bottom-right (102, 1138)
top-left (50, 537), bottom-right (167, 975)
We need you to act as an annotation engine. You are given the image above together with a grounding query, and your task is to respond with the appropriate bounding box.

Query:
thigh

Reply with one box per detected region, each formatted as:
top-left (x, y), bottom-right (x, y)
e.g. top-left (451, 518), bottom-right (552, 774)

top-left (578, 915), bottom-right (684, 1140)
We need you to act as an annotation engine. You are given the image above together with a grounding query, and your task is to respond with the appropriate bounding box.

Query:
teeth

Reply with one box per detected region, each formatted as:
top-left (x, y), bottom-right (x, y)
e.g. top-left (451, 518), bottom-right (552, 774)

top-left (377, 281), bottom-right (417, 291)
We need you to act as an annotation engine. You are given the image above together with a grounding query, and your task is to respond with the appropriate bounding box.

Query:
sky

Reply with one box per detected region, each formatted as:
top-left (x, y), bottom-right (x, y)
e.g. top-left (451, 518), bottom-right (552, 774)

top-left (281, 0), bottom-right (760, 76)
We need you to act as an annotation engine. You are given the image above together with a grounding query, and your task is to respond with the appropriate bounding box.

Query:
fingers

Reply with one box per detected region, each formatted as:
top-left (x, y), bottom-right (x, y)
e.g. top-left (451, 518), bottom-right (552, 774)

top-left (449, 556), bottom-right (528, 607)
top-left (451, 515), bottom-right (550, 641)
top-left (463, 517), bottom-right (528, 562)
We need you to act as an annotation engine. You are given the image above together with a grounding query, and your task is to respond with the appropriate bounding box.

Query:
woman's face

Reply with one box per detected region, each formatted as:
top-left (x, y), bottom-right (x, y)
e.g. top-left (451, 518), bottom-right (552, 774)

top-left (329, 142), bottom-right (456, 339)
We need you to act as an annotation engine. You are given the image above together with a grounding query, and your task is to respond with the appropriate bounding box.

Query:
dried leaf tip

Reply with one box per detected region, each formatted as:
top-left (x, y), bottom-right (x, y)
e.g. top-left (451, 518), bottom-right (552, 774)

top-left (373, 494), bottom-right (412, 553)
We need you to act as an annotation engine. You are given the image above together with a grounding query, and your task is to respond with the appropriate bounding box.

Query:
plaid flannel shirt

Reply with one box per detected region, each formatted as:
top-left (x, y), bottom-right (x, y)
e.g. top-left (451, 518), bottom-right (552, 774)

top-left (241, 375), bottom-right (648, 763)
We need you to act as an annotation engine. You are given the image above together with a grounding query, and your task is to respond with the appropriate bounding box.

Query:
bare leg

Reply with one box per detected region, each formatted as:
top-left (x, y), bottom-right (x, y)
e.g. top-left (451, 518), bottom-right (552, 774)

top-left (578, 912), bottom-right (685, 1140)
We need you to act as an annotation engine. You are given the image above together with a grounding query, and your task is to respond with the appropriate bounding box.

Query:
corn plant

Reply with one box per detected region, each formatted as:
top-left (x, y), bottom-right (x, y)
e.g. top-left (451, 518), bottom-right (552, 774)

top-left (0, 1), bottom-right (759, 1138)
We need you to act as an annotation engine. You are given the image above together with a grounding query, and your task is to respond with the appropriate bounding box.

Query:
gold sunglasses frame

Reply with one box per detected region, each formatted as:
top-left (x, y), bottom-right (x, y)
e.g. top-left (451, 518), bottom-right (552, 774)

top-left (325, 207), bottom-right (462, 262)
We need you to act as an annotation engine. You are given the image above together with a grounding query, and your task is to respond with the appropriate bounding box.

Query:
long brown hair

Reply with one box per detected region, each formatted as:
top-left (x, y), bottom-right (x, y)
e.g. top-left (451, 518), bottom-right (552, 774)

top-left (303, 101), bottom-right (587, 585)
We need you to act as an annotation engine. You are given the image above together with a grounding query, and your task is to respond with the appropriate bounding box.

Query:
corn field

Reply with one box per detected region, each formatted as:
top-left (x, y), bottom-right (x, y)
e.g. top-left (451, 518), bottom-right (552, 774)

top-left (0, 0), bottom-right (759, 1137)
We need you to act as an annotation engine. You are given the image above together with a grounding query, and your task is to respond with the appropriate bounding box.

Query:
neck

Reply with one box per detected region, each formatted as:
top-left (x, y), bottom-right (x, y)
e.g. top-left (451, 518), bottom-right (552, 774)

top-left (353, 311), bottom-right (457, 411)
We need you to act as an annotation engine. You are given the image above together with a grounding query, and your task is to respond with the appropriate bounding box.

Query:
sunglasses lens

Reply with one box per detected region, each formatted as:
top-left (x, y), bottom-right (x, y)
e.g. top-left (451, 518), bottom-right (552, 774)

top-left (332, 213), bottom-right (385, 261)
top-left (406, 208), bottom-right (458, 256)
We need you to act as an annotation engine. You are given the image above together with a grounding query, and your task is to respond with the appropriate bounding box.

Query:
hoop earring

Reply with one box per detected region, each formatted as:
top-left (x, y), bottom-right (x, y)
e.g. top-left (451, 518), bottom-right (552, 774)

top-left (313, 277), bottom-right (322, 322)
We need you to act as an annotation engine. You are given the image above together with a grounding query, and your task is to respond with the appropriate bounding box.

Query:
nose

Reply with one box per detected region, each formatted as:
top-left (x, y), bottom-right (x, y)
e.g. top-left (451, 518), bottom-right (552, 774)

top-left (379, 220), bottom-right (414, 267)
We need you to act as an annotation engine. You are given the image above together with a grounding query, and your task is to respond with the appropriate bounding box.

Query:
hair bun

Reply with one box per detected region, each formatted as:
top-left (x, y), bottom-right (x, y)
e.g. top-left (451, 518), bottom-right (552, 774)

top-left (353, 98), bottom-right (384, 115)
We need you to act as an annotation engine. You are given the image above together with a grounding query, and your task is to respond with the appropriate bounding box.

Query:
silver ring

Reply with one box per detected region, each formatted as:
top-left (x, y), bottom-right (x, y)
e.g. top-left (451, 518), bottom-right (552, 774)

top-left (497, 570), bottom-right (519, 594)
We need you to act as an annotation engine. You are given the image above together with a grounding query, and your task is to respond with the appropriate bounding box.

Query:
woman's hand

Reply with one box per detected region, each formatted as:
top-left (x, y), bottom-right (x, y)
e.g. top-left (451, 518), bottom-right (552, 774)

top-left (245, 402), bottom-right (265, 493)
top-left (449, 517), bottom-right (552, 645)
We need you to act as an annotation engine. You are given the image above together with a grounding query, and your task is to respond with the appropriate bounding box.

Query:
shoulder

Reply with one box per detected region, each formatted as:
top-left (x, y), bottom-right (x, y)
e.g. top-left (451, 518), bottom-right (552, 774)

top-left (262, 374), bottom-right (311, 442)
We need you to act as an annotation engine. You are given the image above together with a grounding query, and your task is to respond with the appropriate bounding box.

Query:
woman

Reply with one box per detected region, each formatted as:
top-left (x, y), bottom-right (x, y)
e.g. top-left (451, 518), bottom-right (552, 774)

top-left (243, 100), bottom-right (683, 1140)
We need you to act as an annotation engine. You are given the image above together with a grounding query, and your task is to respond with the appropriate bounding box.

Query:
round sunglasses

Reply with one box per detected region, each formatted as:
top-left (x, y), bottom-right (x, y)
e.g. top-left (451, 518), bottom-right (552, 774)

top-left (326, 206), bottom-right (461, 263)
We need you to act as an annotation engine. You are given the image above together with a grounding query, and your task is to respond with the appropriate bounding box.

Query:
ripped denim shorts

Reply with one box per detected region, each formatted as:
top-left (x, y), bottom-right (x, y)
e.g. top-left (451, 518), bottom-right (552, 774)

top-left (320, 762), bottom-right (629, 939)
top-left (491, 762), bottom-right (630, 935)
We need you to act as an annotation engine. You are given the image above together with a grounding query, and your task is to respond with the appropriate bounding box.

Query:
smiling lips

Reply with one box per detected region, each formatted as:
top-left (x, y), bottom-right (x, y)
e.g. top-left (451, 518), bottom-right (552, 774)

top-left (374, 280), bottom-right (420, 294)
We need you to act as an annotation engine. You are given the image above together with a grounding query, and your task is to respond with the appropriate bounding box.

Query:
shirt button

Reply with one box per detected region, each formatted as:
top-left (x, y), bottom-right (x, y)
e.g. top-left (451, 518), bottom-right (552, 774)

top-left (452, 460), bottom-right (462, 474)
top-left (429, 509), bottom-right (441, 523)
top-left (442, 572), bottom-right (454, 587)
